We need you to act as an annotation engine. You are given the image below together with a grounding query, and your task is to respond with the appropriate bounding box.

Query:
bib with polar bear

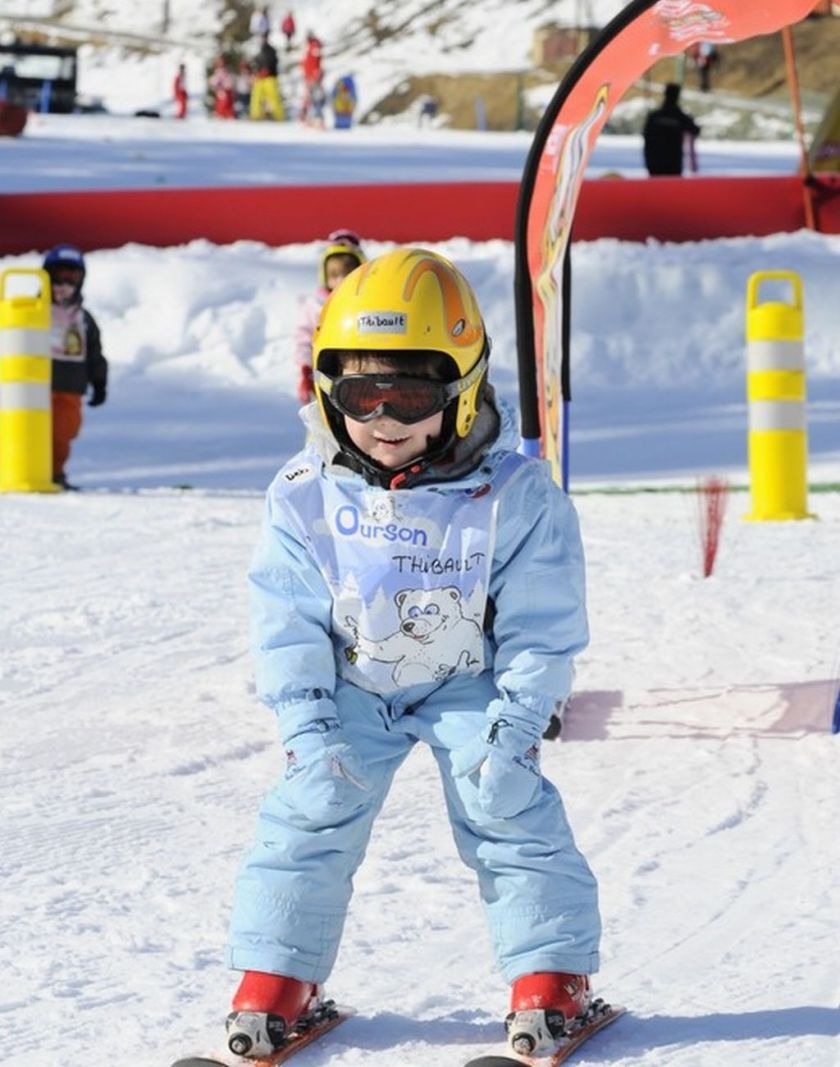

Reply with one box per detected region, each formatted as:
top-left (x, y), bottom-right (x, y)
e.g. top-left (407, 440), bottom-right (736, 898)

top-left (275, 451), bottom-right (529, 695)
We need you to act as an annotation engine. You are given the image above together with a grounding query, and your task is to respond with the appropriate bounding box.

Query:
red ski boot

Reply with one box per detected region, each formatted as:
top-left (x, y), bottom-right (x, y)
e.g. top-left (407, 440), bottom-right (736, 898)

top-left (225, 971), bottom-right (321, 1058)
top-left (506, 972), bottom-right (592, 1057)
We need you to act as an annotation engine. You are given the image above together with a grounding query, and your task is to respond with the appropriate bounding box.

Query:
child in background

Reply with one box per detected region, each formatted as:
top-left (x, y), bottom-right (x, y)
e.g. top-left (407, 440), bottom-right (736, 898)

top-left (225, 248), bottom-right (601, 1061)
top-left (42, 244), bottom-right (108, 489)
top-left (209, 56), bottom-right (236, 119)
top-left (293, 229), bottom-right (366, 403)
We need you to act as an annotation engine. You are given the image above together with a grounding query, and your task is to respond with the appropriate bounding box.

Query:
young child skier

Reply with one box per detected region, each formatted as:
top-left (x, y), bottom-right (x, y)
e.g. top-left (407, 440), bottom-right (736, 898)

top-left (43, 244), bottom-right (108, 489)
top-left (293, 229), bottom-right (366, 405)
top-left (226, 248), bottom-right (601, 1060)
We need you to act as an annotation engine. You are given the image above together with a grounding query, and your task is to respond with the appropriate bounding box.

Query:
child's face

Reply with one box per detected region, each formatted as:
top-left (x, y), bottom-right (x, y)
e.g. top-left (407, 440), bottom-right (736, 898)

top-left (50, 268), bottom-right (83, 306)
top-left (324, 253), bottom-right (358, 291)
top-left (341, 355), bottom-right (444, 470)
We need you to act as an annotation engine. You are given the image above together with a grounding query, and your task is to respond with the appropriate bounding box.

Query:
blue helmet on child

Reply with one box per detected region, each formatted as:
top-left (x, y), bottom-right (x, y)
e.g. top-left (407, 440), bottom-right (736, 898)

top-left (43, 243), bottom-right (86, 277)
top-left (43, 244), bottom-right (86, 305)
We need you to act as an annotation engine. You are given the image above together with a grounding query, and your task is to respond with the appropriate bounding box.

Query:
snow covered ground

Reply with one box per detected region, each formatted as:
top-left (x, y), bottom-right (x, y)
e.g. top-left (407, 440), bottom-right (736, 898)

top-left (5, 0), bottom-right (818, 140)
top-left (1, 98), bottom-right (839, 1067)
top-left (3, 471), bottom-right (839, 1067)
top-left (2, 220), bottom-right (838, 491)
top-left (1, 109), bottom-right (804, 194)
top-left (8, 0), bottom-right (629, 121)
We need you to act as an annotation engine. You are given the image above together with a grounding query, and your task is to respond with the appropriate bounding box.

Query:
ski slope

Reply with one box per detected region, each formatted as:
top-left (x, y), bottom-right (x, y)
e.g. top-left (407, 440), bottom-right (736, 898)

top-left (1, 99), bottom-right (839, 1067)
top-left (3, 483), bottom-right (838, 1067)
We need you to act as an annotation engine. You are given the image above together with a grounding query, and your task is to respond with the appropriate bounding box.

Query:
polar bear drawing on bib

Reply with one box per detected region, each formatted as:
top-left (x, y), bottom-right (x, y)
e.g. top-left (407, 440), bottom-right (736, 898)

top-left (346, 585), bottom-right (483, 687)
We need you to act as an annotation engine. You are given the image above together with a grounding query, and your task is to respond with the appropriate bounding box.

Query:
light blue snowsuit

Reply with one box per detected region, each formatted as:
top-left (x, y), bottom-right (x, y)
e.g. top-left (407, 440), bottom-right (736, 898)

top-left (228, 394), bottom-right (601, 984)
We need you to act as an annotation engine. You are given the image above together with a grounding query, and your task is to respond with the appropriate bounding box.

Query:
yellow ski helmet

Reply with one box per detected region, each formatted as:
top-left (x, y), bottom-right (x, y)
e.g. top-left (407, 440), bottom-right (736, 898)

top-left (313, 247), bottom-right (489, 441)
top-left (318, 228), bottom-right (367, 288)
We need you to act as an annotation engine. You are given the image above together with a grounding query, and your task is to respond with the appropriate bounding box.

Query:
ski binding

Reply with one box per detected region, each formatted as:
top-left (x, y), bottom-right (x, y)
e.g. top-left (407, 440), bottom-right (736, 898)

top-left (464, 999), bottom-right (625, 1066)
top-left (170, 1000), bottom-right (352, 1067)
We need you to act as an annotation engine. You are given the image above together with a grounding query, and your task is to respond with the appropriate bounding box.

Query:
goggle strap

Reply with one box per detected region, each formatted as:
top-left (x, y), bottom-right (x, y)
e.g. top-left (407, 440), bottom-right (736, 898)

top-left (314, 368), bottom-right (335, 395)
top-left (445, 349), bottom-right (488, 399)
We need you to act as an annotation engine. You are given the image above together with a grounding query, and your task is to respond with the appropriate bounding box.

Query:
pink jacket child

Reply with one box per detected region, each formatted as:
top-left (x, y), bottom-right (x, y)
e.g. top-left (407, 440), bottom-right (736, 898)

top-left (294, 230), bottom-right (366, 403)
top-left (209, 57), bottom-right (236, 119)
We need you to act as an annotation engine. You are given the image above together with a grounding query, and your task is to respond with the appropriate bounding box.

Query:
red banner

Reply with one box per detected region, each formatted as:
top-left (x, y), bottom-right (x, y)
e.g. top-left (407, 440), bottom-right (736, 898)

top-left (516, 0), bottom-right (820, 486)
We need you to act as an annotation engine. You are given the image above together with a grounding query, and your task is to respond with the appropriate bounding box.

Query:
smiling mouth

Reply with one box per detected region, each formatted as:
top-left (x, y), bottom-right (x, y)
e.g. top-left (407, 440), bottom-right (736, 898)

top-left (375, 436), bottom-right (409, 446)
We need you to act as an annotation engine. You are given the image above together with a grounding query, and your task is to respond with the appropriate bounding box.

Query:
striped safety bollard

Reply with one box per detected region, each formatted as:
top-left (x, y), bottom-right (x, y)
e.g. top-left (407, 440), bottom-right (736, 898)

top-left (744, 269), bottom-right (814, 521)
top-left (0, 268), bottom-right (59, 493)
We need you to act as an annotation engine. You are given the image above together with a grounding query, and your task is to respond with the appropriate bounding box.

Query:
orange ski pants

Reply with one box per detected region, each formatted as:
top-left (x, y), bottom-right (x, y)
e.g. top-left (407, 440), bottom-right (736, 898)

top-left (52, 391), bottom-right (83, 478)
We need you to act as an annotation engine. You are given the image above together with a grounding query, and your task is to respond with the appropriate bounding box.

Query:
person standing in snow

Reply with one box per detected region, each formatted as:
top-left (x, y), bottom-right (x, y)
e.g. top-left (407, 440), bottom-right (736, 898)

top-left (298, 30), bottom-right (323, 122)
top-left (173, 62), bottom-right (188, 119)
top-left (690, 41), bottom-right (719, 93)
top-left (280, 10), bottom-right (296, 52)
top-left (293, 229), bottom-right (366, 404)
top-left (224, 248), bottom-right (601, 1062)
top-left (209, 56), bottom-right (236, 119)
top-left (42, 244), bottom-right (108, 490)
top-left (642, 82), bottom-right (700, 176)
top-left (417, 92), bottom-right (439, 127)
top-left (249, 33), bottom-right (285, 121)
top-left (249, 5), bottom-right (270, 41)
top-left (330, 74), bottom-right (357, 129)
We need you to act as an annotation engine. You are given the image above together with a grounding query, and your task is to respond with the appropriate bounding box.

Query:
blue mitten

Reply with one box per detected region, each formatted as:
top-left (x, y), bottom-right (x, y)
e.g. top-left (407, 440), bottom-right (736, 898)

top-left (282, 719), bottom-right (370, 822)
top-left (451, 710), bottom-right (543, 819)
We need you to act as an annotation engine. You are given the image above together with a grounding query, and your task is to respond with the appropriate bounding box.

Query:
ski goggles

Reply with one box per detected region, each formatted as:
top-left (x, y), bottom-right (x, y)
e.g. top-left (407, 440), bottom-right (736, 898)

top-left (316, 355), bottom-right (486, 424)
top-left (50, 270), bottom-right (83, 286)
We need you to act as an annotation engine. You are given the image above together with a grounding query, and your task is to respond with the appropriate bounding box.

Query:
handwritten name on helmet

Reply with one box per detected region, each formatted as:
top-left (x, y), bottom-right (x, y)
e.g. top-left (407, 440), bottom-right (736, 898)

top-left (357, 311), bottom-right (407, 334)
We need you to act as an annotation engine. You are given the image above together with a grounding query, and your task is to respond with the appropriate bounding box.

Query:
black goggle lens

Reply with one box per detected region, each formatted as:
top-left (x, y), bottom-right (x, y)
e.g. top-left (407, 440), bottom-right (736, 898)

top-left (331, 375), bottom-right (450, 424)
top-left (51, 270), bottom-right (82, 286)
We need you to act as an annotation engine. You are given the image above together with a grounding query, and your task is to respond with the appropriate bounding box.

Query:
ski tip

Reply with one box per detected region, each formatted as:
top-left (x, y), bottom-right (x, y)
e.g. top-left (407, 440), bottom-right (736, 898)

top-left (170, 1059), bottom-right (229, 1067)
top-left (462, 1058), bottom-right (524, 1067)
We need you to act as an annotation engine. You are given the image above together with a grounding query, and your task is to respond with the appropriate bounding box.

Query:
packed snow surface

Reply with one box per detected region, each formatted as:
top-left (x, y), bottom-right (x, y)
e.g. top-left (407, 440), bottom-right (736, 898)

top-left (1, 104), bottom-right (839, 1067)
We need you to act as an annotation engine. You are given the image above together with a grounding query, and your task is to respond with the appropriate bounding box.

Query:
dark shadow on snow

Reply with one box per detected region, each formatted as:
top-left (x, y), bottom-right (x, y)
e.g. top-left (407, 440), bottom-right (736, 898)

top-left (333, 1006), bottom-right (838, 1057)
top-left (591, 1007), bottom-right (839, 1060)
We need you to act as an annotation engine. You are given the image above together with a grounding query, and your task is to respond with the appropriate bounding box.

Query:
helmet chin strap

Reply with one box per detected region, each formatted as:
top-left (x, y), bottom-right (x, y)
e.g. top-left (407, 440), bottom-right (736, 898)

top-left (333, 405), bottom-right (458, 490)
top-left (382, 430), bottom-right (455, 490)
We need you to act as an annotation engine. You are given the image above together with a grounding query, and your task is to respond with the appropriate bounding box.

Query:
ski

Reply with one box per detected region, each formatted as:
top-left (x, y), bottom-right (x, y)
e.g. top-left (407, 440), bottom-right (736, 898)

top-left (170, 1003), bottom-right (352, 1067)
top-left (463, 1001), bottom-right (625, 1067)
